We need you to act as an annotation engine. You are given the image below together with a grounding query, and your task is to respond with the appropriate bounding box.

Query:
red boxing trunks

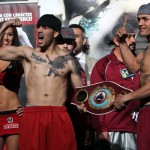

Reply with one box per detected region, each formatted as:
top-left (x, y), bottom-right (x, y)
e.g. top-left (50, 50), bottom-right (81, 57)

top-left (0, 109), bottom-right (20, 136)
top-left (137, 105), bottom-right (150, 150)
top-left (19, 106), bottom-right (77, 150)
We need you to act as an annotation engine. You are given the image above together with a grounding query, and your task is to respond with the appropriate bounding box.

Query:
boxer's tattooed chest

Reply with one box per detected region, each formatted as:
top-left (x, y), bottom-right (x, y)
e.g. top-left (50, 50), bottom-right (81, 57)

top-left (31, 52), bottom-right (47, 63)
top-left (31, 52), bottom-right (71, 77)
top-left (46, 55), bottom-right (70, 77)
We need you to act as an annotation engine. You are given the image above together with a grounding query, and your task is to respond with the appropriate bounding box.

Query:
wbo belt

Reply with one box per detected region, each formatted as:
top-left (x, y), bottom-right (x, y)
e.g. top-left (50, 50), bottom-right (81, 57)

top-left (71, 81), bottom-right (132, 115)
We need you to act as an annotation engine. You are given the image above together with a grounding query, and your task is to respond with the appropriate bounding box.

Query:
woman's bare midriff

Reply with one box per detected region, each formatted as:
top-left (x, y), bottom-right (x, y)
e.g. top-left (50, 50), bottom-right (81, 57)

top-left (0, 86), bottom-right (20, 111)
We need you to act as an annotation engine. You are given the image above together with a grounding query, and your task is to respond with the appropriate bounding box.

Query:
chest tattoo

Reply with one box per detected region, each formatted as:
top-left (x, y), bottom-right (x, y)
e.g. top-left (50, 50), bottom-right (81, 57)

top-left (31, 53), bottom-right (80, 78)
top-left (31, 52), bottom-right (47, 64)
top-left (46, 55), bottom-right (70, 77)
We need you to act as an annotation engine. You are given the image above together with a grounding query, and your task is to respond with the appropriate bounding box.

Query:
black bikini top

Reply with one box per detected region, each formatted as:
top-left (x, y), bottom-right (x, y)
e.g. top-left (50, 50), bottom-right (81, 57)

top-left (0, 61), bottom-right (23, 93)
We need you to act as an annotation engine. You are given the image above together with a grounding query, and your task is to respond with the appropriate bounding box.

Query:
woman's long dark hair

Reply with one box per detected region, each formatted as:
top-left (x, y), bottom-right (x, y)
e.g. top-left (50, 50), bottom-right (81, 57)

top-left (0, 21), bottom-right (19, 47)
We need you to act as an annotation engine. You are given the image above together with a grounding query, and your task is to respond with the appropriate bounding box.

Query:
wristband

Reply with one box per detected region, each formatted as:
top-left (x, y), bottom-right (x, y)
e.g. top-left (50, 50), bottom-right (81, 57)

top-left (118, 34), bottom-right (128, 42)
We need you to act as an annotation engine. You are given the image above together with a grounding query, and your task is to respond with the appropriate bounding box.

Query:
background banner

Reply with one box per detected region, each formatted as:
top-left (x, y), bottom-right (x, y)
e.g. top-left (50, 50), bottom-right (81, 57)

top-left (0, 3), bottom-right (38, 47)
top-left (44, 0), bottom-right (149, 59)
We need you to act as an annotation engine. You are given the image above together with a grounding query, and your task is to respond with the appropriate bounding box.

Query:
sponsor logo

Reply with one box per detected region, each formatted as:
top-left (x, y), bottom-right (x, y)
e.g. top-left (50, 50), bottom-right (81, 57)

top-left (7, 117), bottom-right (13, 123)
top-left (3, 117), bottom-right (19, 129)
top-left (3, 123), bottom-right (19, 129)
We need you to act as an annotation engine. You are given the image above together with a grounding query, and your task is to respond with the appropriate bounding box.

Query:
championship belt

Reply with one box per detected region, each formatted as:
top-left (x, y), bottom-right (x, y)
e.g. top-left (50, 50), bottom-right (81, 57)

top-left (71, 81), bottom-right (132, 115)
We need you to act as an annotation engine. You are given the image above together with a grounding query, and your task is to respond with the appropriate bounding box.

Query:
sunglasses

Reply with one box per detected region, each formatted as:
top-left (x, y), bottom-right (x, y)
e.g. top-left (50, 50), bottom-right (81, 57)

top-left (57, 40), bottom-right (75, 45)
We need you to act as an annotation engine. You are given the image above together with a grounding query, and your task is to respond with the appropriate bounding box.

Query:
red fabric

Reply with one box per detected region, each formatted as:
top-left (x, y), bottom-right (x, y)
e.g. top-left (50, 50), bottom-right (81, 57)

top-left (0, 111), bottom-right (21, 136)
top-left (19, 106), bottom-right (77, 150)
top-left (90, 49), bottom-right (140, 134)
top-left (3, 145), bottom-right (6, 150)
top-left (137, 106), bottom-right (150, 150)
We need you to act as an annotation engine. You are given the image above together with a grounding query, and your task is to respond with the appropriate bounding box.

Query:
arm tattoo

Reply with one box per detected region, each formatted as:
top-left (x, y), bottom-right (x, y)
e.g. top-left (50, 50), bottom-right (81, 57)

top-left (71, 58), bottom-right (82, 76)
top-left (141, 74), bottom-right (150, 86)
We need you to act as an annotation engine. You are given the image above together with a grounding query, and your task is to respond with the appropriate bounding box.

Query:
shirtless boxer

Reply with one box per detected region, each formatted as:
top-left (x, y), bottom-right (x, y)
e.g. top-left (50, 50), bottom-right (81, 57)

top-left (113, 3), bottom-right (150, 150)
top-left (0, 14), bottom-right (83, 150)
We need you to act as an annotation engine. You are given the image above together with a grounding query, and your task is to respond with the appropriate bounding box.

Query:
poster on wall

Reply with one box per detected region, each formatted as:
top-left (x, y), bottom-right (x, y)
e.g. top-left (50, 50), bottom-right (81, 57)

top-left (42, 0), bottom-right (149, 59)
top-left (0, 3), bottom-right (38, 48)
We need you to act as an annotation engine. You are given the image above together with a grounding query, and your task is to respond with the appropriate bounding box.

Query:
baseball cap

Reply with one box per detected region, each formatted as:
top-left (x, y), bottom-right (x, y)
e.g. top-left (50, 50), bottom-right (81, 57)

top-left (108, 23), bottom-right (135, 45)
top-left (112, 23), bottom-right (135, 38)
top-left (36, 14), bottom-right (62, 32)
top-left (137, 3), bottom-right (150, 15)
top-left (60, 27), bottom-right (75, 40)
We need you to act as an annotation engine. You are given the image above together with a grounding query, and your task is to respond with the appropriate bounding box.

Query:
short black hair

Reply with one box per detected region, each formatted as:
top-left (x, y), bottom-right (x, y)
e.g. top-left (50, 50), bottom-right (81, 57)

top-left (69, 24), bottom-right (85, 34)
top-left (69, 24), bottom-right (89, 54)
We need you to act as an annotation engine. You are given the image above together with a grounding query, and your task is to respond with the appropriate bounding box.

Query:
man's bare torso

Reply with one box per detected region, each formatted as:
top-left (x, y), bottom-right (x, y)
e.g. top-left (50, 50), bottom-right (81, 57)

top-left (140, 45), bottom-right (150, 105)
top-left (23, 51), bottom-right (79, 106)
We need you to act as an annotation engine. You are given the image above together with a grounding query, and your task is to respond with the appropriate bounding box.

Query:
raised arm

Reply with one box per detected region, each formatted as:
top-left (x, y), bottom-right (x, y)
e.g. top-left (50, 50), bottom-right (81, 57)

top-left (0, 45), bottom-right (33, 62)
top-left (116, 19), bottom-right (142, 73)
top-left (118, 39), bottom-right (143, 73)
top-left (0, 18), bottom-right (21, 34)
